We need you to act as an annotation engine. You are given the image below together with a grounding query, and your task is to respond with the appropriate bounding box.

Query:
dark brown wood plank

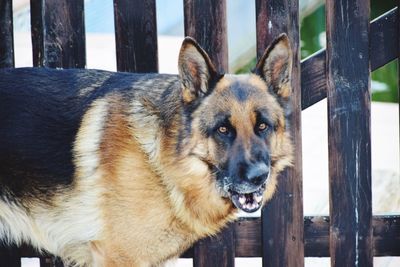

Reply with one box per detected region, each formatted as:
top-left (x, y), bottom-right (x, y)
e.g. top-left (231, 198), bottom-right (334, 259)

top-left (40, 257), bottom-right (54, 267)
top-left (0, 244), bottom-right (20, 267)
top-left (256, 1), bottom-right (304, 267)
top-left (113, 0), bottom-right (158, 73)
top-left (184, 0), bottom-right (228, 73)
top-left (304, 216), bottom-right (330, 257)
top-left (371, 7), bottom-right (398, 70)
top-left (301, 7), bottom-right (398, 110)
top-left (185, 215), bottom-right (400, 257)
top-left (326, 0), bottom-right (372, 266)
top-left (30, 0), bottom-right (86, 68)
top-left (39, 257), bottom-right (65, 267)
top-left (193, 224), bottom-right (235, 267)
top-left (184, 1), bottom-right (232, 266)
top-left (0, 0), bottom-right (14, 68)
top-left (234, 217), bottom-right (261, 257)
top-left (373, 215), bottom-right (400, 256)
top-left (301, 50), bottom-right (325, 110)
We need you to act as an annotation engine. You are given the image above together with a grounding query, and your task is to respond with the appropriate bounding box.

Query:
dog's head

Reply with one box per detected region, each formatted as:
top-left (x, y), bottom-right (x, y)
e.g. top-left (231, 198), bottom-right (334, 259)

top-left (178, 35), bottom-right (293, 213)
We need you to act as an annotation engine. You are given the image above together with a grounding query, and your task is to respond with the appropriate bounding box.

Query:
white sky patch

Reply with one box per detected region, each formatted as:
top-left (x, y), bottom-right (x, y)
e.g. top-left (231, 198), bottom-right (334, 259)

top-left (371, 80), bottom-right (389, 92)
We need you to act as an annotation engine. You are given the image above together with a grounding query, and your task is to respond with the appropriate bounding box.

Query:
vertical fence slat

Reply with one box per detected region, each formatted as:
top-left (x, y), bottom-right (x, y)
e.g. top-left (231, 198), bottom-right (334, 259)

top-left (256, 1), bottom-right (303, 267)
top-left (0, 0), bottom-right (14, 68)
top-left (184, 1), bottom-right (233, 266)
top-left (193, 225), bottom-right (235, 267)
top-left (0, 245), bottom-right (21, 267)
top-left (184, 0), bottom-right (228, 73)
top-left (30, 0), bottom-right (86, 68)
top-left (113, 0), bottom-right (158, 73)
top-left (326, 0), bottom-right (372, 266)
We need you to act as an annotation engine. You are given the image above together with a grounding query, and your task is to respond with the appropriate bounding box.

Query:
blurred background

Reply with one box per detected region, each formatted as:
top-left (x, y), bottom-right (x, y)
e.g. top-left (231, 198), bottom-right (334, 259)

top-left (10, 0), bottom-right (399, 266)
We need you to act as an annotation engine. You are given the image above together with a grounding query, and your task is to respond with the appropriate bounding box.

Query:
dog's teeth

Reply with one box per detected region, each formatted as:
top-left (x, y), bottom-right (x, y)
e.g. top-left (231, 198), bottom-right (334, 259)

top-left (239, 195), bottom-right (246, 205)
top-left (255, 195), bottom-right (263, 203)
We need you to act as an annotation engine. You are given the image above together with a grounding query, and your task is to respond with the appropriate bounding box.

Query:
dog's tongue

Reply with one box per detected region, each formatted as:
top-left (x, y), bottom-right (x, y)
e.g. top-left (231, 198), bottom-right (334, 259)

top-left (230, 190), bottom-right (263, 213)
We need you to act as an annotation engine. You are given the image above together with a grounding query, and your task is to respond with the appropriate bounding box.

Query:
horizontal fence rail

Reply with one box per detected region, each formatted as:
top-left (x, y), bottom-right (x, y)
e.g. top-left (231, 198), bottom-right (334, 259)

top-left (182, 216), bottom-right (400, 258)
top-left (7, 215), bottom-right (400, 259)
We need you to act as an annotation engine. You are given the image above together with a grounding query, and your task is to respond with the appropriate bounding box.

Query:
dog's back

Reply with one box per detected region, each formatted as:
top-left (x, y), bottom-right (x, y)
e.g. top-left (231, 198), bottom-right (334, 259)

top-left (0, 68), bottom-right (171, 199)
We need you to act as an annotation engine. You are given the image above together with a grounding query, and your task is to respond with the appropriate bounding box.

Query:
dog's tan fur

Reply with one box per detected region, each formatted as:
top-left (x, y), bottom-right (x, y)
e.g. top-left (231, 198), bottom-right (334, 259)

top-left (0, 35), bottom-right (293, 267)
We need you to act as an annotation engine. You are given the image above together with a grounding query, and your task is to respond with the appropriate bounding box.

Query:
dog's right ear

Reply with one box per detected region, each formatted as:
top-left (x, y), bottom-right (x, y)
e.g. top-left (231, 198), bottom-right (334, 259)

top-left (178, 37), bottom-right (219, 104)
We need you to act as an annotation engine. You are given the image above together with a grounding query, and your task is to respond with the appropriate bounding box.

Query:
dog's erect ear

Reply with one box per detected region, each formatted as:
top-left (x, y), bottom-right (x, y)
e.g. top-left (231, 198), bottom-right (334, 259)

top-left (254, 34), bottom-right (292, 101)
top-left (178, 37), bottom-right (219, 104)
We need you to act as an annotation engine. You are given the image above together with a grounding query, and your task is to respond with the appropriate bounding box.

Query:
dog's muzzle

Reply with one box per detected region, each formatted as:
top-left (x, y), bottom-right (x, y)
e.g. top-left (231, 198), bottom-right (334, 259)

top-left (228, 183), bottom-right (266, 213)
top-left (216, 163), bottom-right (270, 213)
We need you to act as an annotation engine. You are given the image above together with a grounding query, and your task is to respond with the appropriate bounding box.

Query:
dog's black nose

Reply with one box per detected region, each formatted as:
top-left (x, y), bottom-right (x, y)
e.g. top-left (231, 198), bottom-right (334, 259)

top-left (246, 163), bottom-right (269, 186)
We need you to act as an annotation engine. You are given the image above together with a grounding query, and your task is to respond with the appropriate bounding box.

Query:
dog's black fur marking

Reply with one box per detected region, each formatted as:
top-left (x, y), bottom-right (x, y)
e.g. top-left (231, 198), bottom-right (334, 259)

top-left (0, 68), bottom-right (177, 200)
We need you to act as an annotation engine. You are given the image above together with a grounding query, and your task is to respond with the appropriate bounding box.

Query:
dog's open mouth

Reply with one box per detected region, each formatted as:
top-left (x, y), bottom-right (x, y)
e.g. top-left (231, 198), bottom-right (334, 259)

top-left (229, 184), bottom-right (265, 213)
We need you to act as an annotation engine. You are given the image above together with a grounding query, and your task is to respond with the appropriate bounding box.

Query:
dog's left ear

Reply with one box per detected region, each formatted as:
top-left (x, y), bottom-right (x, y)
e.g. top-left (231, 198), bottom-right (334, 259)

top-left (254, 34), bottom-right (292, 101)
top-left (178, 37), bottom-right (219, 104)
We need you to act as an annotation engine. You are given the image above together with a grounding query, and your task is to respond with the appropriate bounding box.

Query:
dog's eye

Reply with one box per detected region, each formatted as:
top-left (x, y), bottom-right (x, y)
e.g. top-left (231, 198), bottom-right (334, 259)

top-left (258, 122), bottom-right (268, 132)
top-left (218, 126), bottom-right (229, 135)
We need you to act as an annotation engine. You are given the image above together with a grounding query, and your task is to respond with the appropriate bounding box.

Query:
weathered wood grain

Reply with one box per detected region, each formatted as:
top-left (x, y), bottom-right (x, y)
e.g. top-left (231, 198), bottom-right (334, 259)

top-left (30, 0), bottom-right (86, 68)
top-left (0, 0), bottom-right (14, 68)
top-left (193, 224), bottom-right (235, 267)
top-left (371, 7), bottom-right (398, 70)
top-left (301, 7), bottom-right (398, 110)
top-left (113, 0), bottom-right (158, 73)
top-left (184, 0), bottom-right (228, 73)
top-left (234, 217), bottom-right (261, 257)
top-left (326, 0), bottom-right (372, 266)
top-left (256, 1), bottom-right (304, 267)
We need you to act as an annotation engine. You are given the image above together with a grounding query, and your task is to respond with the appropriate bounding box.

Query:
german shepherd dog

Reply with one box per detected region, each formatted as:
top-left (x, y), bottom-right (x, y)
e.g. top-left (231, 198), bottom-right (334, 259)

top-left (0, 34), bottom-right (293, 266)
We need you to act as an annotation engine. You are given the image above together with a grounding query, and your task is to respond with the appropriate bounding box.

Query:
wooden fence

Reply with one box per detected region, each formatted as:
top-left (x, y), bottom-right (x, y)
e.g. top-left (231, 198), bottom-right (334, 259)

top-left (0, 0), bottom-right (399, 266)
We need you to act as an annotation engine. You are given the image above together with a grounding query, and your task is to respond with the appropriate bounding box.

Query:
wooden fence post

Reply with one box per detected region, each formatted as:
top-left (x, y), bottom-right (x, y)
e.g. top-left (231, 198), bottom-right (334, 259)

top-left (256, 1), bottom-right (304, 267)
top-left (30, 0), bottom-right (86, 68)
top-left (0, 0), bottom-right (14, 68)
top-left (0, 244), bottom-right (20, 267)
top-left (184, 0), bottom-right (228, 74)
top-left (113, 0), bottom-right (158, 73)
top-left (184, 1), bottom-right (234, 266)
top-left (326, 0), bottom-right (373, 266)
top-left (302, 7), bottom-right (398, 110)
